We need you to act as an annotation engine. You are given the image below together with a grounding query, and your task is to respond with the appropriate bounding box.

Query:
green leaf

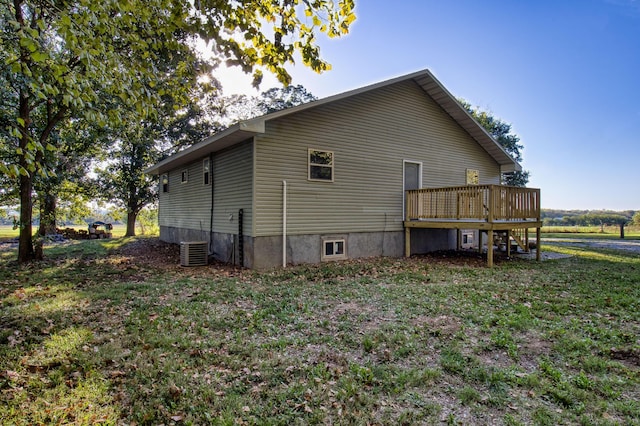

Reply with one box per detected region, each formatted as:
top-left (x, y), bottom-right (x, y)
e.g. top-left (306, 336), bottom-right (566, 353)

top-left (20, 37), bottom-right (38, 53)
top-left (31, 51), bottom-right (48, 62)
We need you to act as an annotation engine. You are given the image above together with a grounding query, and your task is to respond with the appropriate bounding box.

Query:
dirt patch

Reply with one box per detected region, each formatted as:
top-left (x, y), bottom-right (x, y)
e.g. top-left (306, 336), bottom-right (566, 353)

top-left (112, 238), bottom-right (245, 278)
top-left (609, 347), bottom-right (640, 368)
top-left (414, 248), bottom-right (571, 267)
top-left (114, 238), bottom-right (180, 267)
top-left (518, 332), bottom-right (553, 372)
top-left (413, 315), bottom-right (462, 337)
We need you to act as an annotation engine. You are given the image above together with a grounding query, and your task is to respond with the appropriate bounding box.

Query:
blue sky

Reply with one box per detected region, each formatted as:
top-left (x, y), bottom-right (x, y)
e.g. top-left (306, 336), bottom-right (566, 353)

top-left (218, 0), bottom-right (640, 211)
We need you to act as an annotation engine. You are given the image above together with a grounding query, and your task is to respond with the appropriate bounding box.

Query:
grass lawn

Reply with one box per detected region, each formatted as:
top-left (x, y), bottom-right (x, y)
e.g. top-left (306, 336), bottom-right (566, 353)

top-left (0, 225), bottom-right (19, 240)
top-left (0, 238), bottom-right (638, 425)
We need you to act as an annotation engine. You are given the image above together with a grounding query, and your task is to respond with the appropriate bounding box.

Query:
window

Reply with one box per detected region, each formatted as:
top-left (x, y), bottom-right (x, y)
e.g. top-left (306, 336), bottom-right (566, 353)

top-left (203, 159), bottom-right (210, 185)
top-left (321, 237), bottom-right (346, 261)
top-left (181, 169), bottom-right (188, 183)
top-left (161, 174), bottom-right (169, 193)
top-left (308, 149), bottom-right (334, 182)
top-left (466, 169), bottom-right (479, 185)
top-left (461, 230), bottom-right (475, 249)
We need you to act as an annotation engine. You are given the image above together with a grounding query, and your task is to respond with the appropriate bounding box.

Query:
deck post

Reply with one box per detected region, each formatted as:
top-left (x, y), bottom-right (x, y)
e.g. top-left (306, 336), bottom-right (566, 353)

top-left (536, 227), bottom-right (541, 261)
top-left (405, 227), bottom-right (411, 258)
top-left (506, 230), bottom-right (511, 257)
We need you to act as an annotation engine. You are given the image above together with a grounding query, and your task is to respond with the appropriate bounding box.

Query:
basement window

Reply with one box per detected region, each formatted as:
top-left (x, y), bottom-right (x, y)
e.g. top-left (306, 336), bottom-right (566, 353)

top-left (321, 237), bottom-right (346, 261)
top-left (308, 149), bottom-right (334, 182)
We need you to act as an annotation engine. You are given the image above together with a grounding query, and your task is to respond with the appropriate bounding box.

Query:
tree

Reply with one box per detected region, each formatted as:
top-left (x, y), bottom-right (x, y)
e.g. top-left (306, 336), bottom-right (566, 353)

top-left (95, 58), bottom-right (222, 237)
top-left (218, 84), bottom-right (317, 127)
top-left (136, 207), bottom-right (159, 236)
top-left (1, 0), bottom-right (356, 262)
top-left (98, 127), bottom-right (159, 237)
top-left (459, 100), bottom-right (530, 186)
top-left (2, 0), bottom-right (194, 261)
top-left (34, 119), bottom-right (102, 236)
top-left (613, 216), bottom-right (629, 239)
top-left (257, 85), bottom-right (317, 113)
top-left (579, 213), bottom-right (630, 238)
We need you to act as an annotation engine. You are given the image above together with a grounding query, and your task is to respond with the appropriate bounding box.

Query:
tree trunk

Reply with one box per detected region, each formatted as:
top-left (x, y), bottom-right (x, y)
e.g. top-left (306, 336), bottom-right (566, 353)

top-left (125, 211), bottom-right (137, 237)
top-left (17, 87), bottom-right (34, 263)
top-left (620, 223), bottom-right (625, 239)
top-left (38, 192), bottom-right (57, 236)
top-left (18, 173), bottom-right (35, 263)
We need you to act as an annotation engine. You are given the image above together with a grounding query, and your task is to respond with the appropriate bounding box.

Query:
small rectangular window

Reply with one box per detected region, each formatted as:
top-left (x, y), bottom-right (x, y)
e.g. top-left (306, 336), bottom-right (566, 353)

top-left (321, 237), bottom-right (346, 261)
top-left (181, 169), bottom-right (188, 183)
top-left (161, 174), bottom-right (169, 193)
top-left (203, 159), bottom-right (210, 185)
top-left (466, 169), bottom-right (479, 185)
top-left (309, 149), bottom-right (334, 182)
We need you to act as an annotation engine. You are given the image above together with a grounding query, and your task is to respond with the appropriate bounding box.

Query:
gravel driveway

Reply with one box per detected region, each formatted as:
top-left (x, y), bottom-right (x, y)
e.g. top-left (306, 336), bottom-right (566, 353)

top-left (543, 237), bottom-right (640, 254)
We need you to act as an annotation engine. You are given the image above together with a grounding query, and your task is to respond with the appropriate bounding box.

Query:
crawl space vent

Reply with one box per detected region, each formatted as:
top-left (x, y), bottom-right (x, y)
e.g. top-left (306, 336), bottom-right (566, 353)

top-left (180, 241), bottom-right (208, 267)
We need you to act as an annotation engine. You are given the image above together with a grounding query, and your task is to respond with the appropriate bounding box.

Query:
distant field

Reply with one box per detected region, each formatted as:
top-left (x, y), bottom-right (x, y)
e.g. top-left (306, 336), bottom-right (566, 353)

top-left (0, 224), bottom-right (129, 240)
top-left (541, 225), bottom-right (640, 239)
top-left (0, 226), bottom-right (18, 240)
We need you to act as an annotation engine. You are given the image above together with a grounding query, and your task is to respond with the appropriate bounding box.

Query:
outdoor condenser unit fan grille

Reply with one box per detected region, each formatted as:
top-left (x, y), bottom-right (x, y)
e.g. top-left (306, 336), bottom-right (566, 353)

top-left (180, 241), bottom-right (208, 266)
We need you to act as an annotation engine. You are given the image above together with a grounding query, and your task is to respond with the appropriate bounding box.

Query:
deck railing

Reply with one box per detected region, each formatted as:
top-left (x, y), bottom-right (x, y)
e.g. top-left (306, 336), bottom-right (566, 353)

top-left (405, 185), bottom-right (540, 222)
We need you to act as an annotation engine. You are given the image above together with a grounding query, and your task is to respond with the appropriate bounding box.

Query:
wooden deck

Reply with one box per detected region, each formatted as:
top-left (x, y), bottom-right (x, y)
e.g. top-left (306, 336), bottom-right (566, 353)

top-left (404, 185), bottom-right (542, 266)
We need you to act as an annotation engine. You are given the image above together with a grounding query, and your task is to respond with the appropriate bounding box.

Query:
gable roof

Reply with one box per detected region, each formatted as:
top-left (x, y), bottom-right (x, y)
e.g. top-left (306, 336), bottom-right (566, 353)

top-left (146, 69), bottom-right (521, 175)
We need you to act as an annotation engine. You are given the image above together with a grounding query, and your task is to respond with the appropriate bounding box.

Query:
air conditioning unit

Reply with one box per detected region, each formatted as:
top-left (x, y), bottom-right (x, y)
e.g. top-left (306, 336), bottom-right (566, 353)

top-left (180, 241), bottom-right (208, 267)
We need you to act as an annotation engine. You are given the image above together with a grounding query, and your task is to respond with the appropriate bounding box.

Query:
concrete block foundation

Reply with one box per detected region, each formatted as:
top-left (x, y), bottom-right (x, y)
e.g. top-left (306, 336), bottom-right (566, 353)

top-left (160, 226), bottom-right (456, 269)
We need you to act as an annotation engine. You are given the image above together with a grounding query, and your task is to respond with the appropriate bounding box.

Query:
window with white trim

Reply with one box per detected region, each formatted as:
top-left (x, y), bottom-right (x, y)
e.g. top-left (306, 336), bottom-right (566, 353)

top-left (308, 149), bottom-right (334, 182)
top-left (181, 169), bottom-right (188, 183)
top-left (203, 159), bottom-right (211, 185)
top-left (321, 237), bottom-right (346, 261)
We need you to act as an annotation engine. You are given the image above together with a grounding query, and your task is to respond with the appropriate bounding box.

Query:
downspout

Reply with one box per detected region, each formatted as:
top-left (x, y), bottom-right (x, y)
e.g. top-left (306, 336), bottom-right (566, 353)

top-left (209, 153), bottom-right (215, 257)
top-left (282, 180), bottom-right (287, 268)
top-left (238, 209), bottom-right (244, 267)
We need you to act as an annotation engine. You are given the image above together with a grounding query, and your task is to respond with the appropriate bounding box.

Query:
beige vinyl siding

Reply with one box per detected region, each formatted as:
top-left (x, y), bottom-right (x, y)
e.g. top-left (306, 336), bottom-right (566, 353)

top-left (158, 140), bottom-right (253, 235)
top-left (158, 160), bottom-right (212, 232)
top-left (212, 139), bottom-right (253, 235)
top-left (254, 79), bottom-right (501, 236)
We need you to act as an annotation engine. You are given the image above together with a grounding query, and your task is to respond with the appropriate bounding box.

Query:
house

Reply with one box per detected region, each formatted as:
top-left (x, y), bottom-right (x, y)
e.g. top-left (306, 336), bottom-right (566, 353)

top-left (146, 69), bottom-right (541, 269)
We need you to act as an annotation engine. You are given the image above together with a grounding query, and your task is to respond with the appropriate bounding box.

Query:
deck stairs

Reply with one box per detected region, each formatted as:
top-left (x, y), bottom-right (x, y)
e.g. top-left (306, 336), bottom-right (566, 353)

top-left (510, 229), bottom-right (529, 251)
top-left (494, 229), bottom-right (529, 253)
